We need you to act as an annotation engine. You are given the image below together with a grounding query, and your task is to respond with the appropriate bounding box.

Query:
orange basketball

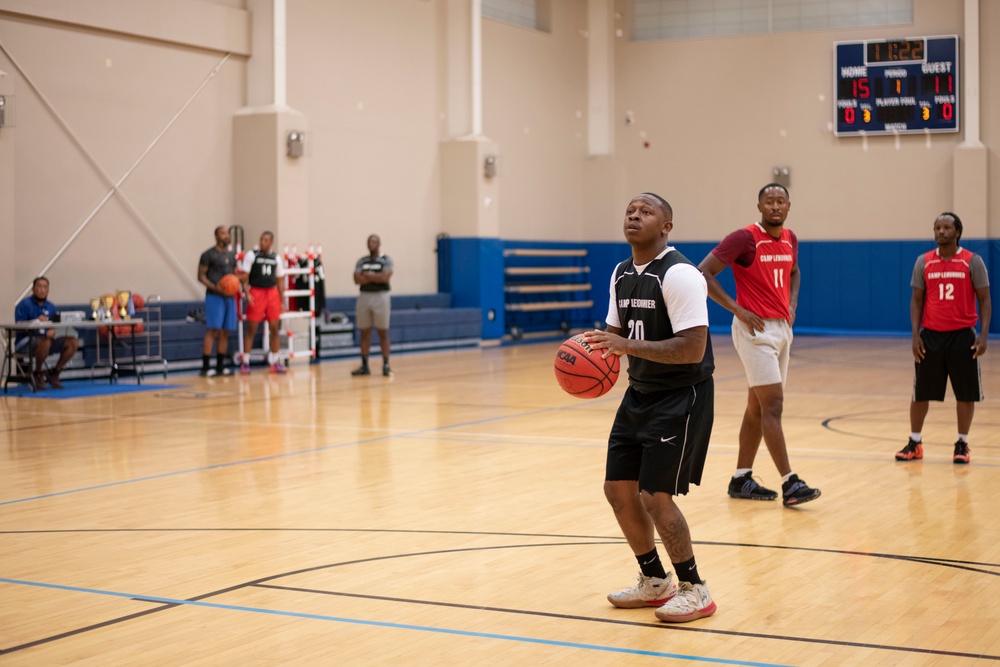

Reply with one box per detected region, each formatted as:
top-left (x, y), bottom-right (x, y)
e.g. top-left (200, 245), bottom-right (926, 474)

top-left (553, 334), bottom-right (620, 399)
top-left (218, 273), bottom-right (241, 296)
top-left (132, 293), bottom-right (145, 309)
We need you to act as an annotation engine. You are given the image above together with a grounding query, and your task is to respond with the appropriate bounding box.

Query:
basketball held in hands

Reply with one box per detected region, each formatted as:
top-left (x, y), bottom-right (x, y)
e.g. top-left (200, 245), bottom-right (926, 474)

top-left (218, 273), bottom-right (241, 297)
top-left (553, 334), bottom-right (620, 399)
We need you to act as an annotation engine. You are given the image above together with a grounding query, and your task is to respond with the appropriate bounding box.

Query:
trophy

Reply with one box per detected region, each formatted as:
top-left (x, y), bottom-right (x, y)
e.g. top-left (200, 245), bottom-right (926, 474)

top-left (100, 294), bottom-right (116, 321)
top-left (90, 298), bottom-right (101, 321)
top-left (116, 290), bottom-right (131, 319)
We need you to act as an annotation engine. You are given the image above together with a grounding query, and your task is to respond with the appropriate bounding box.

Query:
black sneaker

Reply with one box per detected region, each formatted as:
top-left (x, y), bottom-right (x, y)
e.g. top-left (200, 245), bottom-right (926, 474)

top-left (351, 365), bottom-right (370, 376)
top-left (383, 363), bottom-right (393, 377)
top-left (895, 438), bottom-right (924, 461)
top-left (953, 440), bottom-right (970, 464)
top-left (728, 472), bottom-right (778, 501)
top-left (782, 475), bottom-right (821, 507)
top-left (219, 366), bottom-right (234, 376)
top-left (199, 368), bottom-right (216, 377)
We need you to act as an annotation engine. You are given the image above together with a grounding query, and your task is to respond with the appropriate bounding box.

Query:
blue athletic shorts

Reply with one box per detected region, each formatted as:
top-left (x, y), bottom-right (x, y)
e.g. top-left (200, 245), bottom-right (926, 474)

top-left (205, 293), bottom-right (237, 331)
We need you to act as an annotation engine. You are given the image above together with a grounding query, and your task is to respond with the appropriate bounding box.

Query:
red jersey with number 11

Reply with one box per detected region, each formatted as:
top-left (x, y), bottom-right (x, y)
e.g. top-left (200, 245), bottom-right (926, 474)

top-left (730, 223), bottom-right (796, 321)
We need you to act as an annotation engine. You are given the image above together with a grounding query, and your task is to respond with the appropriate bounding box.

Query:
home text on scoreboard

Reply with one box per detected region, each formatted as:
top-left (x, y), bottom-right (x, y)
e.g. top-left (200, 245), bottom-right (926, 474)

top-left (834, 36), bottom-right (958, 137)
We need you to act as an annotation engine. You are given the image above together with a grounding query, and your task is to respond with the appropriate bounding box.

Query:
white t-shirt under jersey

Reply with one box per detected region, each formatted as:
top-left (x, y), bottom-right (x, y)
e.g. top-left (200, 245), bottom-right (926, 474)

top-left (605, 246), bottom-right (709, 333)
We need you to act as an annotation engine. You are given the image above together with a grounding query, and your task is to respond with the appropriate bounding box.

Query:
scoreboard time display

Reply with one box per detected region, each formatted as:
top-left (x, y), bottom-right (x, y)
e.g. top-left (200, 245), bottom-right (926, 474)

top-left (834, 35), bottom-right (958, 136)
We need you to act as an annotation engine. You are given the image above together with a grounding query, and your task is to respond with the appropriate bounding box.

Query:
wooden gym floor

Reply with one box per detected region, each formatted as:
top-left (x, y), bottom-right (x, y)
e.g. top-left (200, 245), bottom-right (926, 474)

top-left (1, 335), bottom-right (998, 666)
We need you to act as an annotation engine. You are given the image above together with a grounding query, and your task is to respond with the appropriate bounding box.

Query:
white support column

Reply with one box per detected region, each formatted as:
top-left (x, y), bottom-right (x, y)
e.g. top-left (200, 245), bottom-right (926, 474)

top-left (587, 0), bottom-right (614, 156)
top-left (440, 0), bottom-right (496, 246)
top-left (236, 0), bottom-right (309, 251)
top-left (446, 0), bottom-right (482, 138)
top-left (960, 0), bottom-right (981, 147)
top-left (952, 0), bottom-right (987, 237)
top-left (247, 0), bottom-right (287, 108)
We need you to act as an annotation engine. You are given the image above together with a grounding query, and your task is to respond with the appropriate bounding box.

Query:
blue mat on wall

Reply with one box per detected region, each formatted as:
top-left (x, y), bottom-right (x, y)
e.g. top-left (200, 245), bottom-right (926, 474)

top-left (3, 382), bottom-right (184, 400)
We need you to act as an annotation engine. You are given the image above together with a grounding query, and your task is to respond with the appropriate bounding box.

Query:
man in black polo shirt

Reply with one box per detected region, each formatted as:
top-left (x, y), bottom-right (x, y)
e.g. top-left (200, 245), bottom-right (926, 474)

top-left (351, 234), bottom-right (394, 377)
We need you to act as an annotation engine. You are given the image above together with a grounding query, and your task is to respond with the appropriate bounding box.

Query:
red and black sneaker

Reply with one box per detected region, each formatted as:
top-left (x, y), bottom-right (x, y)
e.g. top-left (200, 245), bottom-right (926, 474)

top-left (953, 440), bottom-right (970, 464)
top-left (895, 438), bottom-right (923, 461)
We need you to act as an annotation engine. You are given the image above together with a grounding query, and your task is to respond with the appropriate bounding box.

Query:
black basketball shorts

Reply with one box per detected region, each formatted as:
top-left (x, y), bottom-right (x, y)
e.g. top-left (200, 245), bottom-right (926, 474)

top-left (606, 376), bottom-right (714, 496)
top-left (913, 327), bottom-right (984, 403)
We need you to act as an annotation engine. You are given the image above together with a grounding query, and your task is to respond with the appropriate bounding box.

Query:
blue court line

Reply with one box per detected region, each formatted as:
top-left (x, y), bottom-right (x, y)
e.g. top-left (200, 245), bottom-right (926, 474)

top-left (0, 577), bottom-right (788, 666)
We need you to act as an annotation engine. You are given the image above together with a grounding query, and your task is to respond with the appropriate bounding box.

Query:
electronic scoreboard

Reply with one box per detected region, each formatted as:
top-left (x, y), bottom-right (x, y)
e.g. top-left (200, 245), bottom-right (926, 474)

top-left (834, 35), bottom-right (958, 136)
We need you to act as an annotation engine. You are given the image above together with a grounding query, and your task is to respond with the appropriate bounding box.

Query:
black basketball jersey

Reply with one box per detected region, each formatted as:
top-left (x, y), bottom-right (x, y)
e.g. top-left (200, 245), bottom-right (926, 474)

top-left (248, 251), bottom-right (280, 288)
top-left (613, 250), bottom-right (715, 392)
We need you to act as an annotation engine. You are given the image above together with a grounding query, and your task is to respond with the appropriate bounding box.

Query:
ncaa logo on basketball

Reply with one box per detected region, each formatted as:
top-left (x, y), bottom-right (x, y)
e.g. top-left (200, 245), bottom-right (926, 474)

top-left (556, 349), bottom-right (577, 365)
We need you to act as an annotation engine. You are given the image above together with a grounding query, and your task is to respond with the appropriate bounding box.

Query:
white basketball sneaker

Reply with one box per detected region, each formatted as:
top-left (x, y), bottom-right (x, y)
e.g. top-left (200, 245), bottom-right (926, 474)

top-left (654, 581), bottom-right (717, 622)
top-left (607, 572), bottom-right (677, 608)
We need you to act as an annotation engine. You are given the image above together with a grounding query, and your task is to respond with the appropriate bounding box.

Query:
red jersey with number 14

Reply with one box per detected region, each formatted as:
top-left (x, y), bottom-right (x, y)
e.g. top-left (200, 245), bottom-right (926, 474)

top-left (921, 248), bottom-right (978, 331)
top-left (729, 223), bottom-right (796, 321)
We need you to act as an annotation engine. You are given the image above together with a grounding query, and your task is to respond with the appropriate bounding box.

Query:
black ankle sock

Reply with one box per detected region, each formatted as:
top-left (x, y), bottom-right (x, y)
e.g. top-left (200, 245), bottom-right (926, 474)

top-left (202, 355), bottom-right (211, 371)
top-left (636, 548), bottom-right (668, 579)
top-left (674, 556), bottom-right (702, 585)
top-left (216, 353), bottom-right (226, 370)
top-left (360, 356), bottom-right (369, 368)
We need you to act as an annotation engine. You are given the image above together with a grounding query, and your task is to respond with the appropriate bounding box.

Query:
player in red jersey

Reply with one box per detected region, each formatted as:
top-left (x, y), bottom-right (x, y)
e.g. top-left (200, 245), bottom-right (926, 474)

top-left (698, 184), bottom-right (821, 507)
top-left (896, 212), bottom-right (991, 464)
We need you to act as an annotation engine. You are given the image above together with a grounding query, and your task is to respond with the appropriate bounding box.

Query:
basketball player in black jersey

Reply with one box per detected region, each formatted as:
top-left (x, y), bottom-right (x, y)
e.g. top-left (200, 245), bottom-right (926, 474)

top-left (239, 231), bottom-right (287, 374)
top-left (583, 193), bottom-right (717, 623)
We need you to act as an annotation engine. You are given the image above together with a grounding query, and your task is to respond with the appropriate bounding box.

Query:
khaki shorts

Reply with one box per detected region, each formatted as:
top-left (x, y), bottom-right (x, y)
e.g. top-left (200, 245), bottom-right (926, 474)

top-left (356, 291), bottom-right (391, 330)
top-left (731, 316), bottom-right (792, 388)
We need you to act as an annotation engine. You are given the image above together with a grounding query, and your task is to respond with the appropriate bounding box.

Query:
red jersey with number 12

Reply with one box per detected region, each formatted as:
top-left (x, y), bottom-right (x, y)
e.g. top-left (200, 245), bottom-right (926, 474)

top-left (731, 223), bottom-right (796, 321)
top-left (921, 248), bottom-right (978, 331)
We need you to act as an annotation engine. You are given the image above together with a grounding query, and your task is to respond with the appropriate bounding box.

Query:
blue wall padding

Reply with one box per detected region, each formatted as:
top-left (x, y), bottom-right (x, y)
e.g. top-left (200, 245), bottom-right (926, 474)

top-left (438, 237), bottom-right (998, 338)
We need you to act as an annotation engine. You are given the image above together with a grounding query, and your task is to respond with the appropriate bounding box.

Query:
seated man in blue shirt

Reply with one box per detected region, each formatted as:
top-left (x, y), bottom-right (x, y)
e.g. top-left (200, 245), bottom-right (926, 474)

top-left (14, 276), bottom-right (80, 389)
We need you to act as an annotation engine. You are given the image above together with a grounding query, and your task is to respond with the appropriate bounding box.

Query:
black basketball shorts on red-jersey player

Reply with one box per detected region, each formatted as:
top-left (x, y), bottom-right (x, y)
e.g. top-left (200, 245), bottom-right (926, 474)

top-left (913, 327), bottom-right (984, 403)
top-left (606, 376), bottom-right (714, 496)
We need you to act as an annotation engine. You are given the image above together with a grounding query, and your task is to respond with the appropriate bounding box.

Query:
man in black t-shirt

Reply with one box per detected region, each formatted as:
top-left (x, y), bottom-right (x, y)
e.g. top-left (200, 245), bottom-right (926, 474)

top-left (584, 193), bottom-right (717, 624)
top-left (197, 226), bottom-right (237, 376)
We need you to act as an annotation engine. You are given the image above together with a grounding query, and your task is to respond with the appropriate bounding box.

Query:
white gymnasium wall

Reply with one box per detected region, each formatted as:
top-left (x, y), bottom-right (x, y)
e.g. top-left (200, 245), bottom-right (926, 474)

top-left (286, 0), bottom-right (444, 297)
top-left (586, 0), bottom-right (974, 244)
top-left (2, 0), bottom-right (995, 309)
top-left (0, 1), bottom-right (248, 305)
top-left (481, 1), bottom-right (590, 241)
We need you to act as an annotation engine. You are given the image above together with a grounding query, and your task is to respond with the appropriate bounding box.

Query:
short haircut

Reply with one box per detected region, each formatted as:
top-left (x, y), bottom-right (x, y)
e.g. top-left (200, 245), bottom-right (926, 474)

top-left (261, 230), bottom-right (274, 240)
top-left (639, 192), bottom-right (673, 220)
top-left (32, 276), bottom-right (49, 288)
top-left (758, 183), bottom-right (790, 200)
top-left (939, 211), bottom-right (963, 240)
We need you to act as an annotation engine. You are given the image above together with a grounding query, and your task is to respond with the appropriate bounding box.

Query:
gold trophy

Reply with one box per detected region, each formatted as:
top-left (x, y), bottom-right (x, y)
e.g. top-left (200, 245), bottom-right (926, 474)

top-left (116, 290), bottom-right (131, 319)
top-left (90, 298), bottom-right (101, 321)
top-left (100, 294), bottom-right (116, 321)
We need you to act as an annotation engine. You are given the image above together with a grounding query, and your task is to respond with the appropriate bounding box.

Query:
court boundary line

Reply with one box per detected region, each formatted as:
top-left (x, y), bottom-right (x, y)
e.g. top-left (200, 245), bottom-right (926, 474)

top-left (2, 537), bottom-right (997, 660)
top-left (0, 573), bottom-right (787, 666)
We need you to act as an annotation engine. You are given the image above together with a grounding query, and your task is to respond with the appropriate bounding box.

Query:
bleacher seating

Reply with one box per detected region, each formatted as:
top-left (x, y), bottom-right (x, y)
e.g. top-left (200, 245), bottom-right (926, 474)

top-left (62, 294), bottom-right (480, 372)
